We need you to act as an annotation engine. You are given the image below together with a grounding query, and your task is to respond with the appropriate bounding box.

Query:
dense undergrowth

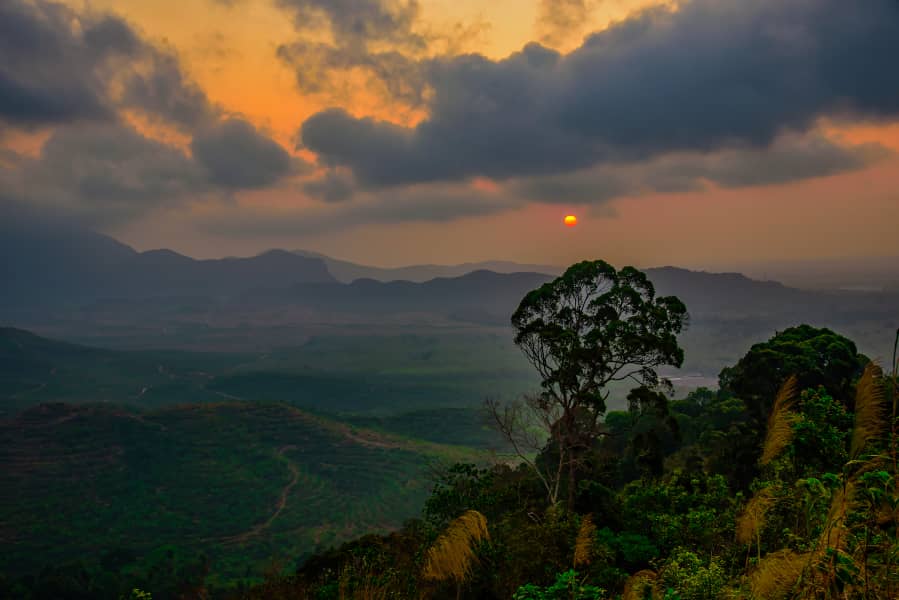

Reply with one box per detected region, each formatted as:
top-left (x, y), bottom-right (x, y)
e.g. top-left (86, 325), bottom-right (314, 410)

top-left (236, 325), bottom-right (898, 600)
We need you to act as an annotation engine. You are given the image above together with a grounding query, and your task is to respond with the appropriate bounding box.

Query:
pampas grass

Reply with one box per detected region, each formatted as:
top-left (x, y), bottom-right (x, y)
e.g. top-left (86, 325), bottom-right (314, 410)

top-left (422, 510), bottom-right (489, 585)
top-left (850, 363), bottom-right (886, 460)
top-left (736, 487), bottom-right (777, 547)
top-left (749, 549), bottom-right (807, 600)
top-left (760, 375), bottom-right (799, 466)
top-left (574, 514), bottom-right (596, 568)
top-left (623, 569), bottom-right (660, 600)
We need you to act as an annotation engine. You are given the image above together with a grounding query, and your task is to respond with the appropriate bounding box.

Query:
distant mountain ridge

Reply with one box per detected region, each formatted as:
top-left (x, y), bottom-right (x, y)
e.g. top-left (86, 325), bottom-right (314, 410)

top-left (293, 248), bottom-right (562, 283)
top-left (1, 218), bottom-right (334, 305)
top-left (4, 216), bottom-right (896, 354)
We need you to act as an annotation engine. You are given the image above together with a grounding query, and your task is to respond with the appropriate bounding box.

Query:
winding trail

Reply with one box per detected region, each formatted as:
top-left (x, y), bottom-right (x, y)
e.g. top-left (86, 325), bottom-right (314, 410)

top-left (220, 445), bottom-right (299, 546)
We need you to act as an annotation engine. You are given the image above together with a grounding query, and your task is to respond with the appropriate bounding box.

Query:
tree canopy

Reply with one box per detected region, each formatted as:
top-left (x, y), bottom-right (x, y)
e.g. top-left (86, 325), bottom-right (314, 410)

top-left (719, 324), bottom-right (867, 422)
top-left (511, 260), bottom-right (688, 415)
top-left (504, 260), bottom-right (688, 508)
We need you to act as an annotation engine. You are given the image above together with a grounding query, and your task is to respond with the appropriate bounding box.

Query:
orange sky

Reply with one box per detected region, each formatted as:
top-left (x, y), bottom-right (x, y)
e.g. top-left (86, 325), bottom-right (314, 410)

top-left (28, 1), bottom-right (899, 267)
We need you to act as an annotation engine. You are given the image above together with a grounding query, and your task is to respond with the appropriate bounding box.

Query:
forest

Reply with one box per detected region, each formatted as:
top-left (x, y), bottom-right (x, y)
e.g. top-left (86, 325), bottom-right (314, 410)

top-left (2, 260), bottom-right (898, 600)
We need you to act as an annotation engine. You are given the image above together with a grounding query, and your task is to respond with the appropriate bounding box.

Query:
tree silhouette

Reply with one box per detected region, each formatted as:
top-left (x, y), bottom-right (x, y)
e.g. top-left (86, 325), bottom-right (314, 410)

top-left (497, 260), bottom-right (688, 509)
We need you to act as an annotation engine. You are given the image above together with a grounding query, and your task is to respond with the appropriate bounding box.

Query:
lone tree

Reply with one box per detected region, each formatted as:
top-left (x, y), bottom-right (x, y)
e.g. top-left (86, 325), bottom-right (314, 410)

top-left (491, 260), bottom-right (688, 508)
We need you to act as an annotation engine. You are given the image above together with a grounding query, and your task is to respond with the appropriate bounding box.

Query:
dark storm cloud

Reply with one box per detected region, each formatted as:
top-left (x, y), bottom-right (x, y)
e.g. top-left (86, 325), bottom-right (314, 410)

top-left (300, 0), bottom-right (899, 188)
top-left (198, 183), bottom-right (516, 237)
top-left (0, 0), bottom-right (116, 126)
top-left (303, 169), bottom-right (356, 202)
top-left (512, 135), bottom-right (891, 205)
top-left (0, 1), bottom-right (303, 227)
top-left (188, 130), bottom-right (889, 238)
top-left (1, 117), bottom-right (305, 226)
top-left (191, 119), bottom-right (303, 189)
top-left (122, 54), bottom-right (217, 132)
top-left (0, 0), bottom-right (215, 130)
top-left (8, 123), bottom-right (206, 226)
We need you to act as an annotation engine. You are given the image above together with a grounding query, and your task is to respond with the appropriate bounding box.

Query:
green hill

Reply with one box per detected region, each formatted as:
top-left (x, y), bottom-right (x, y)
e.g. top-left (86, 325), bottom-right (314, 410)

top-left (0, 401), bottom-right (474, 587)
top-left (0, 327), bottom-right (250, 416)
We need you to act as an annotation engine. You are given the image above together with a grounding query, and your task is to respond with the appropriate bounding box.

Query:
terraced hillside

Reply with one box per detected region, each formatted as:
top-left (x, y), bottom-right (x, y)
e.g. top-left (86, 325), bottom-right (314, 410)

top-left (0, 402), bottom-right (474, 586)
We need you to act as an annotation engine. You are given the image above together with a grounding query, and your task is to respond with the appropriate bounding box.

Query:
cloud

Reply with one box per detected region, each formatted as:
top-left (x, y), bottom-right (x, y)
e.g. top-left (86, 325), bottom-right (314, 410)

top-left (2, 116), bottom-right (305, 226)
top-left (275, 0), bottom-right (428, 104)
top-left (536, 0), bottom-right (592, 47)
top-left (303, 169), bottom-right (356, 202)
top-left (191, 129), bottom-right (891, 236)
top-left (0, 0), bottom-right (215, 131)
top-left (122, 53), bottom-right (217, 132)
top-left (299, 0), bottom-right (899, 188)
top-left (191, 118), bottom-right (303, 189)
top-left (198, 180), bottom-right (517, 237)
top-left (0, 1), bottom-right (304, 227)
top-left (274, 0), bottom-right (485, 107)
top-left (277, 0), bottom-right (426, 49)
top-left (5, 122), bottom-right (206, 226)
top-left (0, 0), bottom-right (117, 127)
top-left (511, 133), bottom-right (891, 205)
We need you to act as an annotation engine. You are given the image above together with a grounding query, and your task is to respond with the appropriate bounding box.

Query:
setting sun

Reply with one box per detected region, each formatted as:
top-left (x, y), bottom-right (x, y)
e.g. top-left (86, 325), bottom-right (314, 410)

top-left (564, 215), bottom-right (578, 227)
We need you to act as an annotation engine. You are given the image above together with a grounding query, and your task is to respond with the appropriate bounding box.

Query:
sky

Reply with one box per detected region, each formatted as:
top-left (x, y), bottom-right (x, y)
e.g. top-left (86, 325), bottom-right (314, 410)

top-left (2, 0), bottom-right (898, 268)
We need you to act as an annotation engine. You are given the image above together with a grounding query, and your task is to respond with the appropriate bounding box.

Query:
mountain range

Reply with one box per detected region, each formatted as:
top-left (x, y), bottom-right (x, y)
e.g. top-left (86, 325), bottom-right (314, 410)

top-left (293, 248), bottom-right (561, 283)
top-left (2, 214), bottom-right (896, 371)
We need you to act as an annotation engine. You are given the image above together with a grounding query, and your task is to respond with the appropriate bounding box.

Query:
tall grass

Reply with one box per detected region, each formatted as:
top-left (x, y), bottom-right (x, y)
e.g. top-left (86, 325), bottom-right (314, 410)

top-left (422, 510), bottom-right (489, 598)
top-left (760, 375), bottom-right (799, 466)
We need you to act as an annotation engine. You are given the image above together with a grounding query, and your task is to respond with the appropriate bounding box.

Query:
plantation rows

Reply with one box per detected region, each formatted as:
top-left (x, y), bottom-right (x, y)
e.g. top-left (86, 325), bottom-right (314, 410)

top-left (0, 401), bottom-right (441, 581)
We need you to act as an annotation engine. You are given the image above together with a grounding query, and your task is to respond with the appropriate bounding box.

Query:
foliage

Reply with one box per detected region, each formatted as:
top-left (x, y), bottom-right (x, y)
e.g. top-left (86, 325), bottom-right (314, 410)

top-left (513, 570), bottom-right (605, 600)
top-left (791, 387), bottom-right (852, 476)
top-left (657, 549), bottom-right (726, 600)
top-left (6, 263), bottom-right (899, 600)
top-left (719, 325), bottom-right (866, 423)
top-left (0, 403), bottom-right (455, 593)
top-left (506, 260), bottom-right (688, 507)
top-left (619, 471), bottom-right (736, 553)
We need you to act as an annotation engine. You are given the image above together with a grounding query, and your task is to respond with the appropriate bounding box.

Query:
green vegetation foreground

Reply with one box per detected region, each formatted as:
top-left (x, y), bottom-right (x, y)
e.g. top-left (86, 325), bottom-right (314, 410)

top-left (4, 260), bottom-right (898, 600)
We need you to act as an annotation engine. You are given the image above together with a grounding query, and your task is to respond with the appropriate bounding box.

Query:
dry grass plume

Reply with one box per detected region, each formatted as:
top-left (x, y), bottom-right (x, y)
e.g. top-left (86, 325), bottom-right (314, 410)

top-left (760, 375), bottom-right (799, 466)
top-left (422, 510), bottom-right (489, 584)
top-left (736, 486), bottom-right (777, 546)
top-left (749, 549), bottom-right (807, 600)
top-left (574, 514), bottom-right (596, 568)
top-left (850, 363), bottom-right (886, 460)
top-left (623, 569), bottom-right (660, 600)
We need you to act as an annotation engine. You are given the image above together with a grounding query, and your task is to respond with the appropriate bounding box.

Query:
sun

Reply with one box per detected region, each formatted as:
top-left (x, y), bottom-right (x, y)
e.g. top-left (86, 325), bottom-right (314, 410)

top-left (563, 215), bottom-right (578, 227)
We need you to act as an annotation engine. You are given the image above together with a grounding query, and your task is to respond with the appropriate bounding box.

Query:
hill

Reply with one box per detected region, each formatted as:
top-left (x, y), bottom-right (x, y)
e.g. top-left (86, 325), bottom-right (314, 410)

top-left (0, 328), bottom-right (537, 419)
top-left (0, 327), bottom-right (251, 416)
top-left (247, 270), bottom-right (554, 324)
top-left (293, 248), bottom-right (561, 283)
top-left (0, 401), bottom-right (474, 587)
top-left (0, 217), bottom-right (334, 307)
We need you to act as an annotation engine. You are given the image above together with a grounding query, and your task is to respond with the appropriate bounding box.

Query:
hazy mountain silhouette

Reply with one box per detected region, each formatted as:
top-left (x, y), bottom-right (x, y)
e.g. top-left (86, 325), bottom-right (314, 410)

top-left (3, 218), bottom-right (896, 367)
top-left (110, 248), bottom-right (334, 297)
top-left (293, 248), bottom-right (561, 282)
top-left (245, 270), bottom-right (554, 323)
top-left (1, 216), bottom-right (334, 305)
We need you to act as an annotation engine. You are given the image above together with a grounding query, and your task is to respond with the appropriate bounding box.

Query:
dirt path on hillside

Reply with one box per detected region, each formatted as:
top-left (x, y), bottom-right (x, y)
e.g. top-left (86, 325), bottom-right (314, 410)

top-left (219, 445), bottom-right (299, 546)
top-left (211, 390), bottom-right (401, 449)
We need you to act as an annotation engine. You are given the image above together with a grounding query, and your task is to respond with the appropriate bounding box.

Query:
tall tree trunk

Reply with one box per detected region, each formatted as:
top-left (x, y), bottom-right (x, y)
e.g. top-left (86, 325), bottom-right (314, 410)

top-left (567, 455), bottom-right (576, 511)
